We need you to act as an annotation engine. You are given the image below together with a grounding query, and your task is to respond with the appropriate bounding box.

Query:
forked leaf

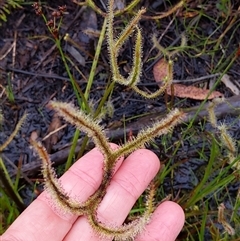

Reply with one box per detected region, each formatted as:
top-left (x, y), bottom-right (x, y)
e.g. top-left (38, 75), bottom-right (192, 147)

top-left (31, 1), bottom-right (186, 240)
top-left (107, 0), bottom-right (144, 87)
top-left (126, 26), bottom-right (142, 86)
top-left (48, 101), bottom-right (112, 158)
top-left (114, 8), bottom-right (146, 50)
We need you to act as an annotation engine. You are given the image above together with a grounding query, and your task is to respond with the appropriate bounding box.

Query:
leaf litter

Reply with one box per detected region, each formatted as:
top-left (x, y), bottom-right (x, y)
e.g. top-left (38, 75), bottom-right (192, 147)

top-left (153, 58), bottom-right (224, 100)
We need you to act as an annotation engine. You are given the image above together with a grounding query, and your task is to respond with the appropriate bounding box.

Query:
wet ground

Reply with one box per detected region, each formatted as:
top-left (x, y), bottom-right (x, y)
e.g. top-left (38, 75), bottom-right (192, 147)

top-left (0, 0), bottom-right (240, 235)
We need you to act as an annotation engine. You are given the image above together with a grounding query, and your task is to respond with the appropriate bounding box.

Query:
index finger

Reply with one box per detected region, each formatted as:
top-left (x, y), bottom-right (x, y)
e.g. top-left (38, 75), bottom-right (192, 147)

top-left (1, 144), bottom-right (122, 241)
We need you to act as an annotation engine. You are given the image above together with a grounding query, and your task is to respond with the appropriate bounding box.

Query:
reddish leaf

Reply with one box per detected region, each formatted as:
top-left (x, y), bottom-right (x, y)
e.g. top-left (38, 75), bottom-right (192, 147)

top-left (153, 58), bottom-right (170, 82)
top-left (153, 58), bottom-right (224, 100)
top-left (166, 84), bottom-right (224, 100)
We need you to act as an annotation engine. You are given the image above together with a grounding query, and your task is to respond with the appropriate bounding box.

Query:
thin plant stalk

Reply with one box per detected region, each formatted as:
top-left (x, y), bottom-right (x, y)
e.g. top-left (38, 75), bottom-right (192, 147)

top-left (84, 17), bottom-right (107, 102)
top-left (0, 158), bottom-right (25, 212)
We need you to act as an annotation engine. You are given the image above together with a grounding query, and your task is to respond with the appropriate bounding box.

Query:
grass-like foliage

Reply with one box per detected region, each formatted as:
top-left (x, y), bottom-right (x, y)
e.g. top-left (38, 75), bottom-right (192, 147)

top-left (0, 0), bottom-right (23, 25)
top-left (0, 110), bottom-right (26, 232)
top-left (208, 98), bottom-right (239, 170)
top-left (1, 0), bottom-right (239, 239)
top-left (30, 0), bottom-right (185, 239)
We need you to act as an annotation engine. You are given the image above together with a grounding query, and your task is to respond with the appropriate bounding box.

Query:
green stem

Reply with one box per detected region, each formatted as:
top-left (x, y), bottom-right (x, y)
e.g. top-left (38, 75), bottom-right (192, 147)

top-left (94, 80), bottom-right (115, 118)
top-left (84, 17), bottom-right (107, 101)
top-left (172, 53), bottom-right (238, 158)
top-left (41, 14), bottom-right (83, 108)
top-left (0, 158), bottom-right (25, 212)
top-left (56, 39), bottom-right (82, 107)
top-left (65, 129), bottom-right (80, 171)
top-left (74, 17), bottom-right (108, 161)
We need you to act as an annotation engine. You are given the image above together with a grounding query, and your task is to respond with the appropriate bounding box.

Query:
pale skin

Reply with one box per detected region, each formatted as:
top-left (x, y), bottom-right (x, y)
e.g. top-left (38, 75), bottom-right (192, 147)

top-left (1, 145), bottom-right (185, 241)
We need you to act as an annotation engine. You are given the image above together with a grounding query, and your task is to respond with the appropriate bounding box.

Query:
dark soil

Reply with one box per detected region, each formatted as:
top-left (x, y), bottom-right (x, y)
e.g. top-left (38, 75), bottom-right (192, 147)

top-left (0, 0), bottom-right (240, 231)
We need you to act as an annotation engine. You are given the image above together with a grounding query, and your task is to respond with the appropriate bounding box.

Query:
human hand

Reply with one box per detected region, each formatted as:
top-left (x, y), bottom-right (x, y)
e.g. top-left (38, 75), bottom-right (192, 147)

top-left (1, 145), bottom-right (184, 241)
